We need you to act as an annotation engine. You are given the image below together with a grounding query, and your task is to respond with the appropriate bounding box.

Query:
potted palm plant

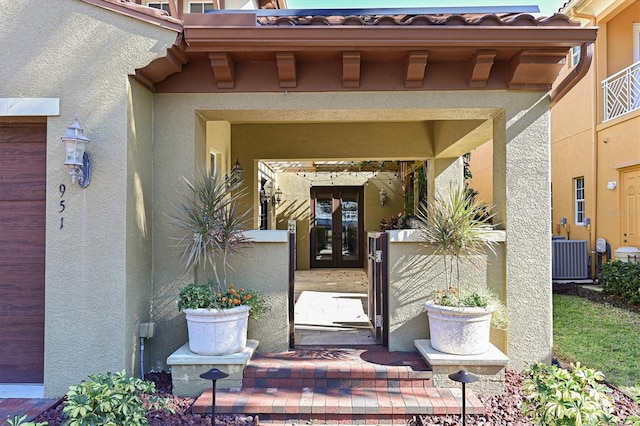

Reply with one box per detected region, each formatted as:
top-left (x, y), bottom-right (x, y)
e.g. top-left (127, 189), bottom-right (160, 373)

top-left (171, 167), bottom-right (265, 356)
top-left (416, 185), bottom-right (507, 355)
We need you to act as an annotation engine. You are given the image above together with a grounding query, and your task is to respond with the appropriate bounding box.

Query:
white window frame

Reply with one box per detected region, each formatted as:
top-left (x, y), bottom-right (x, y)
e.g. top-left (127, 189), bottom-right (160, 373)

top-left (189, 2), bottom-right (215, 13)
top-left (634, 23), bottom-right (640, 63)
top-left (147, 2), bottom-right (171, 12)
top-left (570, 46), bottom-right (581, 68)
top-left (574, 177), bottom-right (585, 225)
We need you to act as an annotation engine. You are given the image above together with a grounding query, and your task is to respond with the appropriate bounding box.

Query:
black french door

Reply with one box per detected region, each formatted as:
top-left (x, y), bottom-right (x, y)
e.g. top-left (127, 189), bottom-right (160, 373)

top-left (310, 186), bottom-right (364, 268)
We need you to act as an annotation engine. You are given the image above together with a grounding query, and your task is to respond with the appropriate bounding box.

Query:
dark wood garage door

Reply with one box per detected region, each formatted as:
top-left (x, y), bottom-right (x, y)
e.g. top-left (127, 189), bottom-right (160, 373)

top-left (0, 120), bottom-right (46, 383)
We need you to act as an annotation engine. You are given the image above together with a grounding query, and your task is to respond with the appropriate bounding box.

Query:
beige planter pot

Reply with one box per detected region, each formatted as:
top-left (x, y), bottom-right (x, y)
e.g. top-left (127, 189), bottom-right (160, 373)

top-left (184, 305), bottom-right (251, 355)
top-left (424, 301), bottom-right (494, 355)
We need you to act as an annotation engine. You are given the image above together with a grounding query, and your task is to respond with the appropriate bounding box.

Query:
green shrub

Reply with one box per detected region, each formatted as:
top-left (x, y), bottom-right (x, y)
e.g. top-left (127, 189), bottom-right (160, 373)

top-left (601, 260), bottom-right (640, 304)
top-left (521, 362), bottom-right (619, 425)
top-left (62, 370), bottom-right (172, 426)
top-left (5, 414), bottom-right (47, 426)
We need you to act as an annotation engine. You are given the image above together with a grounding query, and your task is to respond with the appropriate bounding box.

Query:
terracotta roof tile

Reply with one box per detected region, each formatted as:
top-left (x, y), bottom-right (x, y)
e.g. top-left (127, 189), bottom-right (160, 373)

top-left (257, 12), bottom-right (579, 27)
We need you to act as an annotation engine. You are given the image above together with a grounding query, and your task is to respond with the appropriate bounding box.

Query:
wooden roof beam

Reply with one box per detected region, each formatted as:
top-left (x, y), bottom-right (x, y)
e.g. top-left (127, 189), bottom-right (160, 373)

top-left (276, 52), bottom-right (297, 88)
top-left (468, 50), bottom-right (496, 88)
top-left (508, 48), bottom-right (568, 89)
top-left (343, 52), bottom-right (361, 88)
top-left (209, 52), bottom-right (235, 89)
top-left (405, 51), bottom-right (428, 88)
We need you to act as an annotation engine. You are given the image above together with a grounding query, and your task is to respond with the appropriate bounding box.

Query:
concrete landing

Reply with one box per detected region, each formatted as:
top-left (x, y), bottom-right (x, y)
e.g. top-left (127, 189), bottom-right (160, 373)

top-left (415, 339), bottom-right (509, 394)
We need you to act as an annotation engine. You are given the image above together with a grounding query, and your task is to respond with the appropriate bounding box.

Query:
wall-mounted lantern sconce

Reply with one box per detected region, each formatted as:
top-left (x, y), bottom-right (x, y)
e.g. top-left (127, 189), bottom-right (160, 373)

top-left (584, 217), bottom-right (591, 227)
top-left (260, 180), bottom-right (272, 204)
top-left (274, 187), bottom-right (283, 205)
top-left (379, 188), bottom-right (388, 206)
top-left (560, 217), bottom-right (567, 227)
top-left (60, 115), bottom-right (91, 188)
top-left (230, 158), bottom-right (244, 183)
top-left (607, 181), bottom-right (617, 190)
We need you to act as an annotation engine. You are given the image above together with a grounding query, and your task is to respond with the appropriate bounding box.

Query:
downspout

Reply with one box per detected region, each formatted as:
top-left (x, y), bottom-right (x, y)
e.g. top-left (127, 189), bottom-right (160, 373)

top-left (549, 41), bottom-right (594, 107)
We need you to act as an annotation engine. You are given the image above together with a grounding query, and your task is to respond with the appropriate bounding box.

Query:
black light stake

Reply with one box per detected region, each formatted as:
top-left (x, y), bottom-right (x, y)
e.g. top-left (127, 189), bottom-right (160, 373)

top-left (199, 368), bottom-right (229, 418)
top-left (448, 369), bottom-right (479, 426)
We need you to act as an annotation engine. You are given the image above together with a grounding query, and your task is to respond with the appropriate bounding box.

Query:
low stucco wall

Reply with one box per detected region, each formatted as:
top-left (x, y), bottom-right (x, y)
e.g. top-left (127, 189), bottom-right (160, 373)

top-left (151, 230), bottom-right (291, 372)
top-left (386, 230), bottom-right (507, 354)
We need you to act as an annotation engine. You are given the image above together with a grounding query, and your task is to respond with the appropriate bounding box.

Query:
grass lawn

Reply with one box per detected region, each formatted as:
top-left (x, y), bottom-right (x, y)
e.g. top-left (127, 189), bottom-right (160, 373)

top-left (553, 293), bottom-right (640, 400)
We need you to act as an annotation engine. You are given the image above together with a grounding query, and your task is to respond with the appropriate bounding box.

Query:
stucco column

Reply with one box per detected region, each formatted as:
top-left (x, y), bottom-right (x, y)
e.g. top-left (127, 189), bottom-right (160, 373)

top-left (430, 157), bottom-right (464, 196)
top-left (497, 100), bottom-right (553, 371)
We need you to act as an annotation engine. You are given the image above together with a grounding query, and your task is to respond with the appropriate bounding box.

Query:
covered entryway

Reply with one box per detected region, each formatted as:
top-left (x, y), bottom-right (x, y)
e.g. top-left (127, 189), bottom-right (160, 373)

top-left (310, 186), bottom-right (364, 268)
top-left (0, 120), bottom-right (46, 383)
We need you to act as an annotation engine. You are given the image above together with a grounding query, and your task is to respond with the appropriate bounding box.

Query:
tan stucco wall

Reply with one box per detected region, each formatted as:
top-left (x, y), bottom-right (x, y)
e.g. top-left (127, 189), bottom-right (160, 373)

top-left (126, 79), bottom-right (155, 377)
top-left (606, 3), bottom-right (640, 76)
top-left (227, 232), bottom-right (290, 352)
top-left (498, 99), bottom-right (553, 371)
top-left (596, 115), bottom-right (640, 249)
top-left (0, 0), bottom-right (179, 396)
top-left (551, 62), bottom-right (597, 244)
top-left (387, 231), bottom-right (506, 352)
top-left (468, 140), bottom-right (494, 206)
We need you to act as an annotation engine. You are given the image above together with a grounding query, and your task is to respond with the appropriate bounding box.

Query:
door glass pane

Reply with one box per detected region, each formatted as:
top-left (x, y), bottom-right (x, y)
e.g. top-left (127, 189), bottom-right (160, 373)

top-left (341, 195), bottom-right (359, 261)
top-left (315, 196), bottom-right (333, 261)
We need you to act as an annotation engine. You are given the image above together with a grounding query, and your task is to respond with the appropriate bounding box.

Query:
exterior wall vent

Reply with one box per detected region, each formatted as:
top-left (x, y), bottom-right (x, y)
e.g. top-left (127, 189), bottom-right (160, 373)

top-left (552, 239), bottom-right (589, 280)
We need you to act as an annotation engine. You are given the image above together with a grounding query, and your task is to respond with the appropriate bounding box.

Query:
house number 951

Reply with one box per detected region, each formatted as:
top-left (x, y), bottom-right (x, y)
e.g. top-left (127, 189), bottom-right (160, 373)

top-left (59, 184), bottom-right (66, 229)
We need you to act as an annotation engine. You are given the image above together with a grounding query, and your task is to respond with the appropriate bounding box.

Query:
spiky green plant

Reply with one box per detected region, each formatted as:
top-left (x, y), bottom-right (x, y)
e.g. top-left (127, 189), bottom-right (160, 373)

top-left (415, 185), bottom-right (500, 310)
top-left (171, 167), bottom-right (253, 294)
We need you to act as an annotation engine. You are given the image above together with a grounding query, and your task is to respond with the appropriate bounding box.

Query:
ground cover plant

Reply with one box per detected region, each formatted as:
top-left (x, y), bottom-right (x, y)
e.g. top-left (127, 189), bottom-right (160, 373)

top-left (521, 362), bottom-right (619, 425)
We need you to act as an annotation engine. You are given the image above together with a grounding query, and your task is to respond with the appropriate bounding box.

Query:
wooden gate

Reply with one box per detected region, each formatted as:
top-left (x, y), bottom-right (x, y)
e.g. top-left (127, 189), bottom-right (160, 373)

top-left (367, 232), bottom-right (388, 346)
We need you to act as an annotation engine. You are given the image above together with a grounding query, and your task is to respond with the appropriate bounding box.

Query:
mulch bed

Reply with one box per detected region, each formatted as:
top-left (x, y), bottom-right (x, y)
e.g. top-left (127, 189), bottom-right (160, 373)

top-left (33, 282), bottom-right (640, 425)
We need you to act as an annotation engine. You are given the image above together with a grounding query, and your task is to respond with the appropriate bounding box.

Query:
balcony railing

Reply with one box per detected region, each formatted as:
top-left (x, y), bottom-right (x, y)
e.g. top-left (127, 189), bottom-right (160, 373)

top-left (603, 60), bottom-right (640, 122)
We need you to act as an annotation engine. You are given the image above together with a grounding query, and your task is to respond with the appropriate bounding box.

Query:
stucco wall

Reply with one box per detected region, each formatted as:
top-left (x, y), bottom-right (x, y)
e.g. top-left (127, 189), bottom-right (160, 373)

top-left (500, 99), bottom-right (553, 371)
top-left (125, 79), bottom-right (155, 376)
top-left (227, 231), bottom-right (290, 353)
top-left (596, 116), bottom-right (640, 249)
top-left (386, 230), bottom-right (506, 353)
top-left (0, 0), bottom-right (179, 396)
top-left (606, 3), bottom-right (640, 76)
top-left (550, 61), bottom-right (596, 244)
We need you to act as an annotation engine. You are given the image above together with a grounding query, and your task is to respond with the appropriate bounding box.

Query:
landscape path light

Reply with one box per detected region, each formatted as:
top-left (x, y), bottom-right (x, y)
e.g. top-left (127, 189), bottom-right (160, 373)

top-left (448, 369), bottom-right (479, 426)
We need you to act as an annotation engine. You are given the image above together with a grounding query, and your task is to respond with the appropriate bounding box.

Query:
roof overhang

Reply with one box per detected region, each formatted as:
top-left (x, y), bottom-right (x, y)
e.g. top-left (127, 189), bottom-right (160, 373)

top-left (129, 10), bottom-right (596, 96)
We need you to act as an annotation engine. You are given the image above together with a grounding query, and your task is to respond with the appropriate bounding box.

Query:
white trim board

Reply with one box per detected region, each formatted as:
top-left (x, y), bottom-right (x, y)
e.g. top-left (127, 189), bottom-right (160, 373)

top-left (0, 384), bottom-right (44, 398)
top-left (0, 98), bottom-right (59, 116)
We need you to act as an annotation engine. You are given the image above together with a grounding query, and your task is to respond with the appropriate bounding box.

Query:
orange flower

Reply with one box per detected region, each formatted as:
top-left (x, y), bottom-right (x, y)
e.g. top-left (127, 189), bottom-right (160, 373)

top-left (229, 283), bottom-right (235, 288)
top-left (231, 288), bottom-right (237, 294)
top-left (216, 292), bottom-right (222, 297)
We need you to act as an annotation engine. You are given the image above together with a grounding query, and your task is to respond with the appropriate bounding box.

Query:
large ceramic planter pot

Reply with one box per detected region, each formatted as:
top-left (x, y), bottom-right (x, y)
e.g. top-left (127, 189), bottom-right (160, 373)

top-left (183, 305), bottom-right (251, 356)
top-left (424, 301), bottom-right (494, 355)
